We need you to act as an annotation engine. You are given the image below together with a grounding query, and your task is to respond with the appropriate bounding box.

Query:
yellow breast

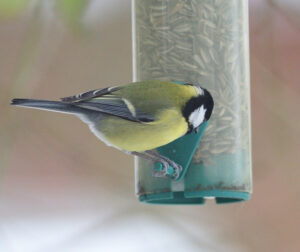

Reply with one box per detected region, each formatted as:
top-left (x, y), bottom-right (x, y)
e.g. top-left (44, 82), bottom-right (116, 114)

top-left (98, 109), bottom-right (188, 152)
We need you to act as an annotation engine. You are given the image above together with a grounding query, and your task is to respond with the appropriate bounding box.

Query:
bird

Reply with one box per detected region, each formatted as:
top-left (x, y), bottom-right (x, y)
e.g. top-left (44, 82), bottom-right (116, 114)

top-left (11, 80), bottom-right (214, 179)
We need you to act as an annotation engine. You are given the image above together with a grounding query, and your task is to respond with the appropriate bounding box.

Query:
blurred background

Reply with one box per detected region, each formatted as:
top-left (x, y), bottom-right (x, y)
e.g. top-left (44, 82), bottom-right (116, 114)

top-left (0, 0), bottom-right (299, 251)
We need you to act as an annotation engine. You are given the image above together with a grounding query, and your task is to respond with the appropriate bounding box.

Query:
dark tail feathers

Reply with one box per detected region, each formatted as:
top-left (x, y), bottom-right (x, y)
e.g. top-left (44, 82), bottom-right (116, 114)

top-left (10, 98), bottom-right (84, 114)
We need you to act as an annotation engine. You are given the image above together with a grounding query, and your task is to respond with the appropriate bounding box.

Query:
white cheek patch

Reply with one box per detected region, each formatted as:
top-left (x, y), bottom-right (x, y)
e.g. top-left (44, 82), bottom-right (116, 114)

top-left (189, 105), bottom-right (207, 128)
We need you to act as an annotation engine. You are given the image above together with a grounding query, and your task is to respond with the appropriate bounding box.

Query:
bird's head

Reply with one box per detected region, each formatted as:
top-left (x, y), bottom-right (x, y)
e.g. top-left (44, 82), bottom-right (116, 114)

top-left (182, 84), bottom-right (214, 134)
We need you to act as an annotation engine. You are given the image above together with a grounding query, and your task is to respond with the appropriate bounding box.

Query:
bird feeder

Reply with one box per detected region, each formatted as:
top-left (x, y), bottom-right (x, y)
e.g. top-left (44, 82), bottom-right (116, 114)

top-left (132, 0), bottom-right (252, 204)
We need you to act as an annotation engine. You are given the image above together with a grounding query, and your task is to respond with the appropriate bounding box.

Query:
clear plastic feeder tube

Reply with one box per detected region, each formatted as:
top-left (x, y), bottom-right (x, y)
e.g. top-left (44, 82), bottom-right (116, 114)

top-left (132, 0), bottom-right (252, 204)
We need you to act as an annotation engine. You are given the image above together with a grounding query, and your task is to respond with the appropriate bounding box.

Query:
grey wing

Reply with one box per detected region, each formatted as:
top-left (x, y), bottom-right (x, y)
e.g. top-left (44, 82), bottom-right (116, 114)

top-left (74, 97), bottom-right (154, 123)
top-left (60, 86), bottom-right (154, 122)
top-left (60, 86), bottom-right (121, 103)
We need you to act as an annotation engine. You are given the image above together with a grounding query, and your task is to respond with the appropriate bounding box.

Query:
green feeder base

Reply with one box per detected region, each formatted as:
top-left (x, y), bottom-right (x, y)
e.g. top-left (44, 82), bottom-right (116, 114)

top-left (139, 191), bottom-right (250, 204)
top-left (136, 148), bottom-right (252, 205)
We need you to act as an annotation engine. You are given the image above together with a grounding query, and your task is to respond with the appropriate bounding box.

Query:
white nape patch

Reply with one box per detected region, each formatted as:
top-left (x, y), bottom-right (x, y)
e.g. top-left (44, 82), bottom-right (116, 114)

top-left (188, 105), bottom-right (207, 128)
top-left (123, 98), bottom-right (136, 117)
top-left (195, 86), bottom-right (204, 96)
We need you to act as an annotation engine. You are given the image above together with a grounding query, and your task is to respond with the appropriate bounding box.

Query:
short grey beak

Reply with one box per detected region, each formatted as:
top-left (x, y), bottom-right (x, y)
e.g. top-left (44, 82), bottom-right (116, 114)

top-left (195, 127), bottom-right (199, 134)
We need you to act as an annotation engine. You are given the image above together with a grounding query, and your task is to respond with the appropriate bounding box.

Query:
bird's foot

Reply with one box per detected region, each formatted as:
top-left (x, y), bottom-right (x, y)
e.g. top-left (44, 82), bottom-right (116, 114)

top-left (128, 151), bottom-right (183, 180)
top-left (152, 159), bottom-right (169, 178)
top-left (161, 156), bottom-right (183, 180)
top-left (152, 158), bottom-right (182, 180)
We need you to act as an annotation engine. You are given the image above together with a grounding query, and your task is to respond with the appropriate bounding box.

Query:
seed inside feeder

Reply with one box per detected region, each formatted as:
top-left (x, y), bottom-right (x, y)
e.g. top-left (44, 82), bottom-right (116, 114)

top-left (133, 0), bottom-right (252, 202)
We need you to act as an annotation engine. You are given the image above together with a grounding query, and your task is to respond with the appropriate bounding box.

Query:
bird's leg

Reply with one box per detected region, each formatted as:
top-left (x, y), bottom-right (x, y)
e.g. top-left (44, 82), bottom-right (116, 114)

top-left (145, 150), bottom-right (183, 180)
top-left (126, 151), bottom-right (170, 179)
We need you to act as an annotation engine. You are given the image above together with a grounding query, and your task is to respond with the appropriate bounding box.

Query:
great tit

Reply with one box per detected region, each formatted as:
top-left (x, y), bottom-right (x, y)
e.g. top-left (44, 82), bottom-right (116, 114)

top-left (11, 80), bottom-right (214, 179)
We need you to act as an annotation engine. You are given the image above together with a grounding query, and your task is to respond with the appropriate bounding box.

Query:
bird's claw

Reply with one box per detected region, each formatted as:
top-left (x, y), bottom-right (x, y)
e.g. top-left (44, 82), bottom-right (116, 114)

top-left (172, 164), bottom-right (183, 180)
top-left (152, 159), bottom-right (169, 178)
top-left (152, 160), bottom-right (183, 180)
